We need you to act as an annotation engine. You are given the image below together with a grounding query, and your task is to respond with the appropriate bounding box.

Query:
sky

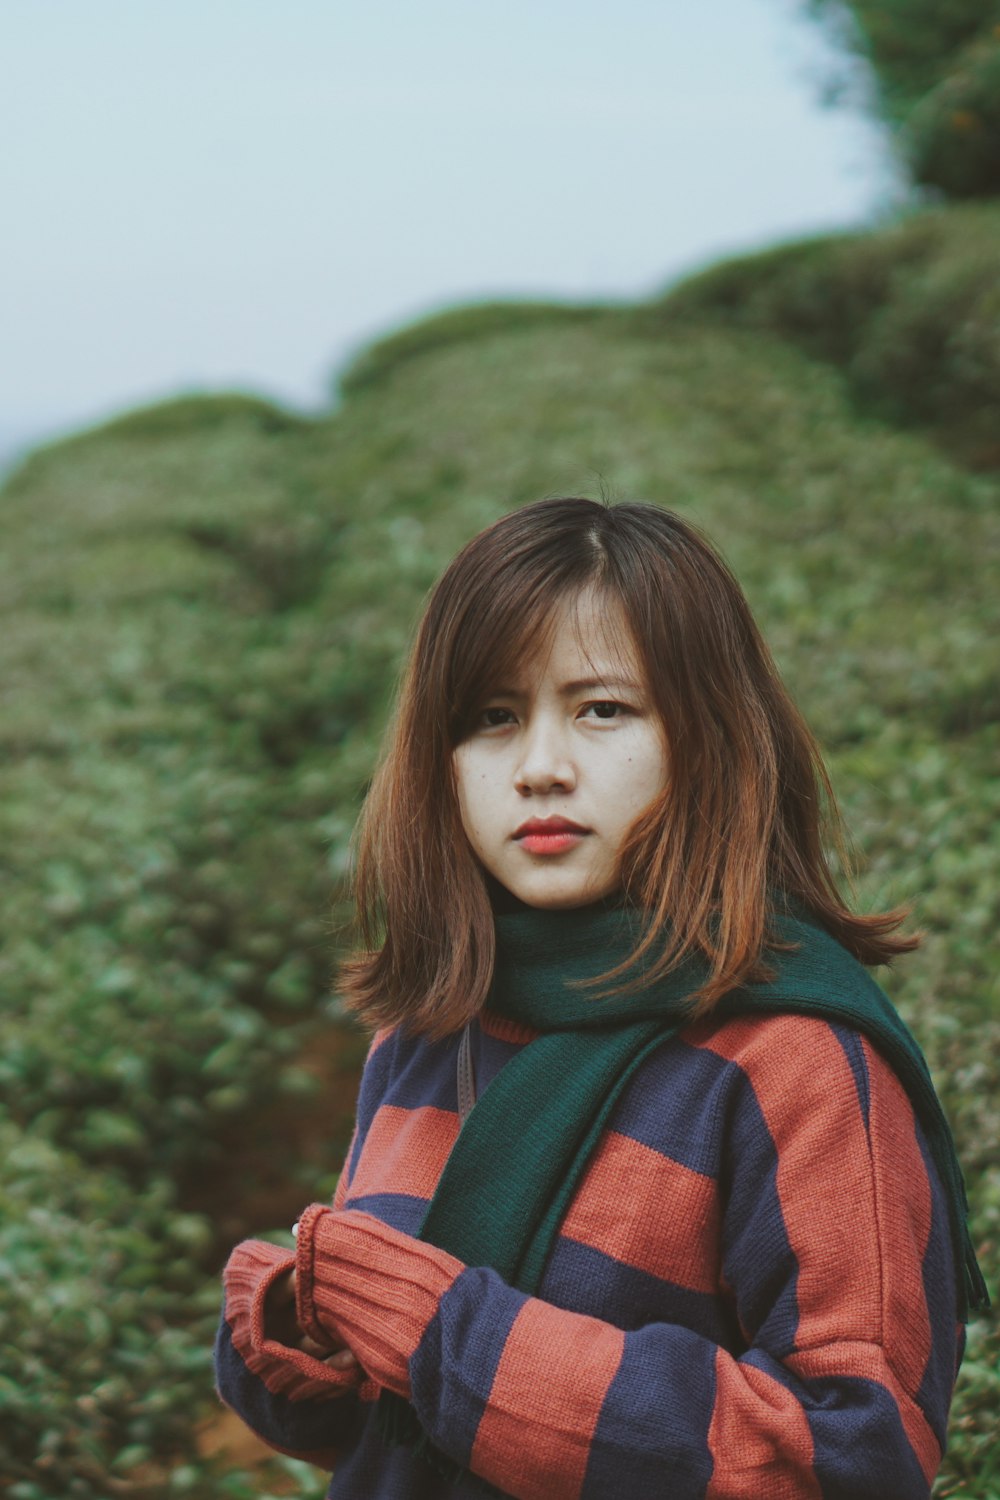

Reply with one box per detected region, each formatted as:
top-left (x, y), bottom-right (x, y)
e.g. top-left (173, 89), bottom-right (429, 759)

top-left (0, 1), bottom-right (897, 467)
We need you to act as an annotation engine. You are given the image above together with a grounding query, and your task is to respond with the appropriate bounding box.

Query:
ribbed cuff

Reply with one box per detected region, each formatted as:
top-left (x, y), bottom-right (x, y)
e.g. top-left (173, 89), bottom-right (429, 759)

top-left (295, 1208), bottom-right (465, 1399)
top-left (222, 1237), bottom-right (362, 1396)
top-left (293, 1203), bottom-right (338, 1348)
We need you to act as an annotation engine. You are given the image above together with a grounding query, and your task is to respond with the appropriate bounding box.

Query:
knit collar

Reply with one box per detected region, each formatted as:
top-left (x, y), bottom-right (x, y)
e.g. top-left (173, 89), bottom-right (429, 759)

top-left (488, 898), bottom-right (881, 1030)
top-left (489, 900), bottom-right (703, 1029)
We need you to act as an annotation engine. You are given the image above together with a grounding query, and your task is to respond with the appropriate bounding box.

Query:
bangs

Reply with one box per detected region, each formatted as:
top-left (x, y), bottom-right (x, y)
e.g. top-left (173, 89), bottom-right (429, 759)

top-left (441, 545), bottom-right (609, 745)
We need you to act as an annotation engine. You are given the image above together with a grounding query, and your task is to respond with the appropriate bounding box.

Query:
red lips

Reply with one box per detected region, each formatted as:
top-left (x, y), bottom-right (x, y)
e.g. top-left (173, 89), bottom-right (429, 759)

top-left (513, 816), bottom-right (589, 856)
top-left (513, 816), bottom-right (588, 837)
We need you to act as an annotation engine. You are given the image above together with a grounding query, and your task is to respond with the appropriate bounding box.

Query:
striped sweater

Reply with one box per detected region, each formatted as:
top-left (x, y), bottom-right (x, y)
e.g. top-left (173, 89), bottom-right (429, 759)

top-left (215, 1006), bottom-right (962, 1498)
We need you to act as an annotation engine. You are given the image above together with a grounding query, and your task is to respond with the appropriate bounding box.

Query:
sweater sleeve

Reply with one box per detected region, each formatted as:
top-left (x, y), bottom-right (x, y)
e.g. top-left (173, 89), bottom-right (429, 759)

top-left (294, 1026), bottom-right (960, 1500)
top-left (213, 1135), bottom-right (376, 1469)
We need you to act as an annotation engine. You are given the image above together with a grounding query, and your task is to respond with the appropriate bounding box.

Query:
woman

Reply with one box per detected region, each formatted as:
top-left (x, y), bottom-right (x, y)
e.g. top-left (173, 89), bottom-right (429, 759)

top-left (215, 497), bottom-right (984, 1498)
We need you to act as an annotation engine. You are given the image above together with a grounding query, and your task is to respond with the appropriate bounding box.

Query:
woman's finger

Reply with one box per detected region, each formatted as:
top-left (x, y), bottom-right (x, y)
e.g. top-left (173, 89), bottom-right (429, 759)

top-left (327, 1347), bottom-right (358, 1369)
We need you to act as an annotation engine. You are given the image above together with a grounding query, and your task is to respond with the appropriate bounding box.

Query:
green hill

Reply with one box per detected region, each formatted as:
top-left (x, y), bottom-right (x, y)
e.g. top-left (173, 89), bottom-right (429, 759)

top-left (2, 203), bottom-right (997, 1496)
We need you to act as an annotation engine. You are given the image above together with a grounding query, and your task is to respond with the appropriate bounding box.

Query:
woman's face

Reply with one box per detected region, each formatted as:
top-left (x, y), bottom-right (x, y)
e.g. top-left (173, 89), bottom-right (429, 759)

top-left (452, 588), bottom-right (669, 910)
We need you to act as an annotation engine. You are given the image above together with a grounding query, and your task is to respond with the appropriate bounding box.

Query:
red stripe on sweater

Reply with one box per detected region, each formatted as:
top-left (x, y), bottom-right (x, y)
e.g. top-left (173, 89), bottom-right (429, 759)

top-left (706, 1350), bottom-right (821, 1499)
top-left (561, 1129), bottom-right (720, 1292)
top-left (696, 1015), bottom-right (883, 1346)
top-left (862, 1037), bottom-right (934, 1400)
top-left (479, 1011), bottom-right (539, 1046)
top-left (346, 1104), bottom-right (458, 1205)
top-left (470, 1298), bottom-right (625, 1500)
top-left (332, 1128), bottom-right (356, 1205)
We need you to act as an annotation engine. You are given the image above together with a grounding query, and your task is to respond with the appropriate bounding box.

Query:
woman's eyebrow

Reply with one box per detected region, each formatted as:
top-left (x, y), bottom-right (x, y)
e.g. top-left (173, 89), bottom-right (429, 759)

top-left (486, 674), bottom-right (643, 699)
top-left (559, 675), bottom-right (643, 695)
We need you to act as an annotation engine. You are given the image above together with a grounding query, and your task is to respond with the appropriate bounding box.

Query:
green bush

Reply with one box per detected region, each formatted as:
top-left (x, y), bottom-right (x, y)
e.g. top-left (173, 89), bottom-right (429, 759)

top-left (336, 300), bottom-right (616, 398)
top-left (646, 203), bottom-right (1000, 462)
top-left (0, 1123), bottom-right (213, 1494)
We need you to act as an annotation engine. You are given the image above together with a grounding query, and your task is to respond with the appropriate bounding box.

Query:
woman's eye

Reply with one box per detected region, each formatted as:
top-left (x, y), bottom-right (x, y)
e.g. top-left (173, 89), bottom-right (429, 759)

top-left (582, 701), bottom-right (627, 720)
top-left (479, 707), bottom-right (515, 728)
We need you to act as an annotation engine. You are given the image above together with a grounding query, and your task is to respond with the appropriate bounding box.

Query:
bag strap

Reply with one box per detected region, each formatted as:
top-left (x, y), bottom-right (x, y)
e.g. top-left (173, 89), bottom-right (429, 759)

top-left (456, 1023), bottom-right (476, 1125)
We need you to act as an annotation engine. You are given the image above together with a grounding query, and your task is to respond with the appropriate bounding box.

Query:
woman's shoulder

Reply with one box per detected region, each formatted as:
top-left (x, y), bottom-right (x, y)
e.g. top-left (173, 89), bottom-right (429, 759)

top-left (681, 1006), bottom-right (867, 1067)
top-left (355, 1015), bottom-right (475, 1090)
top-left (675, 1007), bottom-right (917, 1141)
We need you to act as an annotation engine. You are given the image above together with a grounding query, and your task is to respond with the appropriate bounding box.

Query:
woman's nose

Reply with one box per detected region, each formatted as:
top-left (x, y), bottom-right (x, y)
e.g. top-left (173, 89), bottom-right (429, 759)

top-left (514, 718), bottom-right (577, 795)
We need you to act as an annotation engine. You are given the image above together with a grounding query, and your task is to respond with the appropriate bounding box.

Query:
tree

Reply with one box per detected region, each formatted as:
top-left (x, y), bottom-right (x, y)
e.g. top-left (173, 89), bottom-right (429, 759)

top-left (807, 0), bottom-right (1000, 196)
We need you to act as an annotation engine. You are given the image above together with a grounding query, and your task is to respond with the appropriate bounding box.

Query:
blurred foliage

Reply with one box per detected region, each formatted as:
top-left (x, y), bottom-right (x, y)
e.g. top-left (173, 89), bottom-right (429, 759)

top-left (0, 1123), bottom-right (214, 1494)
top-left (337, 301), bottom-right (617, 400)
top-left (805, 0), bottom-right (1000, 196)
top-left (652, 202), bottom-right (1000, 466)
top-left (1, 202), bottom-right (998, 1495)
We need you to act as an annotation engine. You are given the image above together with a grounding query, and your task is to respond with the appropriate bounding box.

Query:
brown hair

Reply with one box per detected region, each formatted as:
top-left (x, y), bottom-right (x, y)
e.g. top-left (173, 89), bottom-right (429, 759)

top-left (339, 496), bottom-right (917, 1037)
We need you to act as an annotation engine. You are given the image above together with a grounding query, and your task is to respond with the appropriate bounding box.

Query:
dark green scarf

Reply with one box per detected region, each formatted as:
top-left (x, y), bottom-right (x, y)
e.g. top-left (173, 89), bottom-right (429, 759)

top-left (377, 903), bottom-right (987, 1467)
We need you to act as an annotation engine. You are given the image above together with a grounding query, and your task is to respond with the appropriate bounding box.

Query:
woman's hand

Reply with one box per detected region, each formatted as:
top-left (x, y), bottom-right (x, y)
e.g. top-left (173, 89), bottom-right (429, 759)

top-left (264, 1267), bottom-right (359, 1370)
